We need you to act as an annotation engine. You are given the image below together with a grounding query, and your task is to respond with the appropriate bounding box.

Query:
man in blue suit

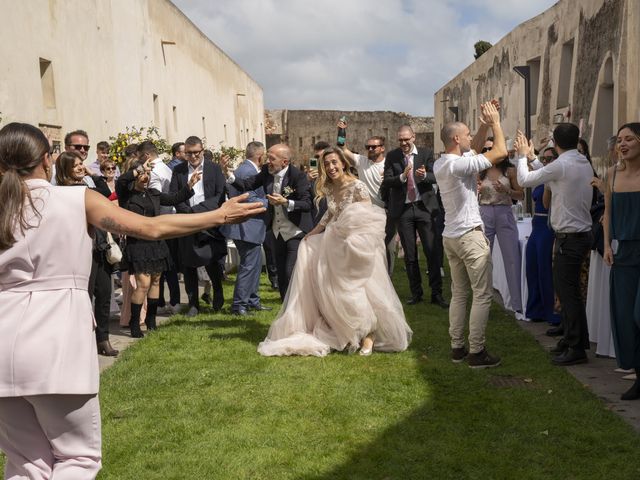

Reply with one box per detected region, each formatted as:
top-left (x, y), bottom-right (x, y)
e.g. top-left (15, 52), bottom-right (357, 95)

top-left (221, 142), bottom-right (272, 315)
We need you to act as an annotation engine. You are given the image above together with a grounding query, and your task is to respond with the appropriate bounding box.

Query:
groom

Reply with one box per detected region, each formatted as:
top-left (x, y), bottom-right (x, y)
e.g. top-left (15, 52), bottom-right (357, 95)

top-left (223, 144), bottom-right (313, 300)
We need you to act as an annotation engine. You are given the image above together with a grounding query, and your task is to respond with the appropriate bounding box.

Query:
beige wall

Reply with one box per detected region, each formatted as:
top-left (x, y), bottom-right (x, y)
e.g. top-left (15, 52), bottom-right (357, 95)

top-left (433, 0), bottom-right (637, 161)
top-left (0, 0), bottom-right (264, 157)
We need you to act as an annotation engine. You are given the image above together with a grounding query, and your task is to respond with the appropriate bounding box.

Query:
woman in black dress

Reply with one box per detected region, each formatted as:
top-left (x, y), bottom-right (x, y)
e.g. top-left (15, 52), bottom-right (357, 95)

top-left (116, 158), bottom-right (200, 337)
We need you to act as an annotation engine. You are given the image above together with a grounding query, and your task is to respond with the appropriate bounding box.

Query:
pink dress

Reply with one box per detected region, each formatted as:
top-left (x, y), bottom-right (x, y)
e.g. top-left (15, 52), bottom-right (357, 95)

top-left (0, 179), bottom-right (99, 396)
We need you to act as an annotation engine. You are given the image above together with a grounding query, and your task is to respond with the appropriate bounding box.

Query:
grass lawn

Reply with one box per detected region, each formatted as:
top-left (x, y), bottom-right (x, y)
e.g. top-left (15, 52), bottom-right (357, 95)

top-left (3, 263), bottom-right (640, 479)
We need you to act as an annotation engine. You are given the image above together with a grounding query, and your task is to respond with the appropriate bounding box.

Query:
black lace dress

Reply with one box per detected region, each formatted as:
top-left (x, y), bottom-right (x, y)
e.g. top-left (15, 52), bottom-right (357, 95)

top-left (116, 170), bottom-right (194, 274)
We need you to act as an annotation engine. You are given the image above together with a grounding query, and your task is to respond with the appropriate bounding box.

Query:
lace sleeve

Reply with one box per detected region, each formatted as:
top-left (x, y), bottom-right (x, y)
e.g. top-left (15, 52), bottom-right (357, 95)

top-left (353, 181), bottom-right (371, 204)
top-left (318, 208), bottom-right (332, 228)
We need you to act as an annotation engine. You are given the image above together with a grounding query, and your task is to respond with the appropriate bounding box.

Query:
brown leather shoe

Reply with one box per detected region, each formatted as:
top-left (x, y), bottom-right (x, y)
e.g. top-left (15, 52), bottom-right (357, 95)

top-left (97, 340), bottom-right (119, 357)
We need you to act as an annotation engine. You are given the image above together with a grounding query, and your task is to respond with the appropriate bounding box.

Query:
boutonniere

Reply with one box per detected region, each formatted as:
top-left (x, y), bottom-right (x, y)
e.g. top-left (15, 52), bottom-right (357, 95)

top-left (282, 186), bottom-right (294, 198)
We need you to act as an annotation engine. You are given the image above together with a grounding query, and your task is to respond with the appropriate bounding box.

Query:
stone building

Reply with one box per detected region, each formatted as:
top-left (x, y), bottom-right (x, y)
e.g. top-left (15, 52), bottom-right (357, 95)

top-left (433, 0), bottom-right (639, 163)
top-left (266, 109), bottom-right (434, 166)
top-left (0, 0), bottom-right (264, 157)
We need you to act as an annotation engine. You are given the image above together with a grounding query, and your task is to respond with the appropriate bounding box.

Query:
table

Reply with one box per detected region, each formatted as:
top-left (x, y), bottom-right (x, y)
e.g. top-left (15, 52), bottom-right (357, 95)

top-left (492, 217), bottom-right (532, 320)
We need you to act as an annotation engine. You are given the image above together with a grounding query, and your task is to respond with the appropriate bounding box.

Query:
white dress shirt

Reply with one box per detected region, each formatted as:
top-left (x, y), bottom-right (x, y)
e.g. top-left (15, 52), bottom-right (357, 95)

top-left (433, 151), bottom-right (492, 238)
top-left (149, 158), bottom-right (174, 214)
top-left (515, 149), bottom-right (593, 232)
top-left (188, 162), bottom-right (205, 208)
top-left (399, 144), bottom-right (420, 203)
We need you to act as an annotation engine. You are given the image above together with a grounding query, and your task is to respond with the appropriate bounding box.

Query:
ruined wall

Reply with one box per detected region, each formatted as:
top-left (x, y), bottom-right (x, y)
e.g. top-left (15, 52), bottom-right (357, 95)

top-left (433, 0), bottom-right (637, 161)
top-left (267, 109), bottom-right (434, 164)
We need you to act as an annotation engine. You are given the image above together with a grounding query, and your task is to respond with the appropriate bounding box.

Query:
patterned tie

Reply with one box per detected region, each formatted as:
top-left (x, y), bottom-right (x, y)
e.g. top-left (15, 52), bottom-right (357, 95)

top-left (406, 154), bottom-right (417, 202)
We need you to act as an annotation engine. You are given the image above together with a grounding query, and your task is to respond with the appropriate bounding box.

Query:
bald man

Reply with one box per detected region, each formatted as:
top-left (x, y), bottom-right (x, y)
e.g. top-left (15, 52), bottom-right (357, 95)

top-left (223, 144), bottom-right (313, 300)
top-left (433, 102), bottom-right (507, 369)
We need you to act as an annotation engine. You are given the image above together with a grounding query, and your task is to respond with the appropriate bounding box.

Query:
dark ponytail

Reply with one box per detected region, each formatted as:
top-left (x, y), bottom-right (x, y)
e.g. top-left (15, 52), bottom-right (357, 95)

top-left (0, 123), bottom-right (50, 250)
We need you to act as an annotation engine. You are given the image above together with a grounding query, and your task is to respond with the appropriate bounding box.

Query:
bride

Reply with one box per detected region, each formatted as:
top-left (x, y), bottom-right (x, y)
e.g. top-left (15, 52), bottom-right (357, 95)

top-left (258, 147), bottom-right (412, 357)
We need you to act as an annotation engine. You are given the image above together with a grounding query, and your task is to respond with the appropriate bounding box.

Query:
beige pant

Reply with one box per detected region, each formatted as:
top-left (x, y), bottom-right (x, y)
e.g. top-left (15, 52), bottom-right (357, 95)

top-left (0, 394), bottom-right (101, 480)
top-left (443, 229), bottom-right (494, 354)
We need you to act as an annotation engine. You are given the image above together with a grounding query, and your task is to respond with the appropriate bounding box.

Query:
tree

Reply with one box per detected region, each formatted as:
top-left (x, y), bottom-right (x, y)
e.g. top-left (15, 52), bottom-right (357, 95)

top-left (474, 40), bottom-right (493, 60)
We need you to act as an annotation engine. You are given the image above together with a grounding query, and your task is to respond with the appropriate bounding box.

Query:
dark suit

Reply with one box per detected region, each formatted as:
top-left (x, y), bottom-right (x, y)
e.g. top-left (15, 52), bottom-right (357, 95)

top-left (232, 164), bottom-right (312, 300)
top-left (220, 160), bottom-right (269, 312)
top-left (170, 159), bottom-right (227, 311)
top-left (382, 146), bottom-right (444, 300)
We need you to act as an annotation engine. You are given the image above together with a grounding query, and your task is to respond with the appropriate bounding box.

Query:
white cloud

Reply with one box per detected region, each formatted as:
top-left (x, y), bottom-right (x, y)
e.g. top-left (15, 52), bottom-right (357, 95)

top-left (172, 0), bottom-right (557, 115)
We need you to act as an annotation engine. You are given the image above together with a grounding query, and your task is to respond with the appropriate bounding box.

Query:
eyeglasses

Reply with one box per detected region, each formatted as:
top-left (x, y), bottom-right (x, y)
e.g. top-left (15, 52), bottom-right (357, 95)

top-left (398, 138), bottom-right (413, 144)
top-left (103, 167), bottom-right (116, 172)
top-left (543, 156), bottom-right (555, 161)
top-left (184, 150), bottom-right (203, 157)
top-left (70, 144), bottom-right (90, 152)
top-left (365, 144), bottom-right (381, 150)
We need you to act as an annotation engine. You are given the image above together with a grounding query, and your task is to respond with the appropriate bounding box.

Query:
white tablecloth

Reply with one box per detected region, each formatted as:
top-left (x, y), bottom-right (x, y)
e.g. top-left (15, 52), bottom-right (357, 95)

top-left (586, 251), bottom-right (616, 358)
top-left (492, 217), bottom-right (532, 320)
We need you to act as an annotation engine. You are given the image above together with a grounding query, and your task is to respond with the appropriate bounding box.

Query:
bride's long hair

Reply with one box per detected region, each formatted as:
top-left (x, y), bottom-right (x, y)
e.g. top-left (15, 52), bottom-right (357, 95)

top-left (314, 147), bottom-right (356, 208)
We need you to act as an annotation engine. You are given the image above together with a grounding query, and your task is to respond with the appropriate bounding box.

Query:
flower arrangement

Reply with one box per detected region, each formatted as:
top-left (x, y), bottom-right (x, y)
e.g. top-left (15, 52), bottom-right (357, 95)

top-left (210, 142), bottom-right (245, 171)
top-left (108, 126), bottom-right (171, 166)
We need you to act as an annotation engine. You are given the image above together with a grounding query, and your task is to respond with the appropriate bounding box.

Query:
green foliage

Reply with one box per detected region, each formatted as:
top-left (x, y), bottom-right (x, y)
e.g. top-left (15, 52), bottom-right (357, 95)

top-left (474, 40), bottom-right (493, 59)
top-left (108, 126), bottom-right (171, 166)
top-left (209, 141), bottom-right (245, 169)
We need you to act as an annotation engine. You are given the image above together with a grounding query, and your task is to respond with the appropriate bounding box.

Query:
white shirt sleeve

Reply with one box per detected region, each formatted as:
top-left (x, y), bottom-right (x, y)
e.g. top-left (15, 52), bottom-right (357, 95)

top-left (516, 154), bottom-right (563, 187)
top-left (450, 153), bottom-right (492, 177)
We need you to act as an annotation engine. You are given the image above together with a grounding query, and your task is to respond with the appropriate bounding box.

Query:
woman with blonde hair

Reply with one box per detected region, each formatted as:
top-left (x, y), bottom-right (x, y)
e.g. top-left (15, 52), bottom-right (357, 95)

top-left (258, 147), bottom-right (412, 357)
top-left (0, 122), bottom-right (265, 478)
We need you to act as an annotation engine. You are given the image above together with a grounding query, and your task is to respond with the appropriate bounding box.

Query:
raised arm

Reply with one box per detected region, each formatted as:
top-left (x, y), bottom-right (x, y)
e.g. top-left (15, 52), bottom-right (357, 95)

top-left (85, 189), bottom-right (265, 241)
top-left (513, 130), bottom-right (562, 188)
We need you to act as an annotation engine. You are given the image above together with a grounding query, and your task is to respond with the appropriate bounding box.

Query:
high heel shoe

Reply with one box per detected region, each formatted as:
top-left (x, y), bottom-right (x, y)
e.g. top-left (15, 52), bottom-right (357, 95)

top-left (359, 335), bottom-right (374, 356)
top-left (97, 340), bottom-right (119, 357)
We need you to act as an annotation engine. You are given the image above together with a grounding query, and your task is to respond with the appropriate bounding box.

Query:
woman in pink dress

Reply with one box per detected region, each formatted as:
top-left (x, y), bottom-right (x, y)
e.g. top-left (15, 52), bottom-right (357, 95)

top-left (0, 122), bottom-right (264, 479)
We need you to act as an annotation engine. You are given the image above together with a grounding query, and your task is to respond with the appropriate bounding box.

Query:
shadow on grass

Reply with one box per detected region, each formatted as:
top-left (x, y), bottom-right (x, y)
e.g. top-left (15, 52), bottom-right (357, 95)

top-left (169, 316), bottom-right (270, 346)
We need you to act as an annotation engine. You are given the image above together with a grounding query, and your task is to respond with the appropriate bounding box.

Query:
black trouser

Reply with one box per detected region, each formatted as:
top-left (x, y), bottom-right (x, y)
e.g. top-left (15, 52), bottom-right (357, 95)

top-left (183, 261), bottom-right (223, 309)
top-left (89, 251), bottom-right (112, 343)
top-left (274, 233), bottom-right (303, 301)
top-left (552, 232), bottom-right (592, 350)
top-left (384, 212), bottom-right (397, 274)
top-left (396, 202), bottom-right (443, 299)
top-left (159, 270), bottom-right (181, 307)
top-left (262, 230), bottom-right (279, 287)
top-left (159, 238), bottom-right (181, 307)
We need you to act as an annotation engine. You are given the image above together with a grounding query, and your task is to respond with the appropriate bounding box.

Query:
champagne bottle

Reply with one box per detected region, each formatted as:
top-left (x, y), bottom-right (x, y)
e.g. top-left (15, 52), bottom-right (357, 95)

top-left (337, 115), bottom-right (347, 146)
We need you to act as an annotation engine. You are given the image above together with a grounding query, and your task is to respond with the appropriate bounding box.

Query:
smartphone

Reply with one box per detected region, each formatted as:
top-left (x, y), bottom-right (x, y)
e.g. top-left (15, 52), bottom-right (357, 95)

top-left (309, 158), bottom-right (318, 168)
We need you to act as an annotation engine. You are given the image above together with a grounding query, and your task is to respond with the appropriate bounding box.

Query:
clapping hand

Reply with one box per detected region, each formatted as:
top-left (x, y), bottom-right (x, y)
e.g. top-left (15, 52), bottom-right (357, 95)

top-left (219, 154), bottom-right (231, 177)
top-left (403, 163), bottom-right (412, 178)
top-left (188, 168), bottom-right (202, 188)
top-left (513, 130), bottom-right (529, 156)
top-left (480, 101), bottom-right (500, 126)
top-left (415, 165), bottom-right (426, 179)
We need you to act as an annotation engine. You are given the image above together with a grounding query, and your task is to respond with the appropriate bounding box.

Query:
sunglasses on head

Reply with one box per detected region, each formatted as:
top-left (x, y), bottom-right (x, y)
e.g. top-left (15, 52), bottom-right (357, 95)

top-left (71, 144), bottom-right (90, 151)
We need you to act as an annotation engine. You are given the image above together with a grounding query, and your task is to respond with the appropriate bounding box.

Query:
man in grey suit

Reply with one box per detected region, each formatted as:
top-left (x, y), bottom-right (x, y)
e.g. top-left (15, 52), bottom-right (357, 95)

top-left (221, 142), bottom-right (272, 315)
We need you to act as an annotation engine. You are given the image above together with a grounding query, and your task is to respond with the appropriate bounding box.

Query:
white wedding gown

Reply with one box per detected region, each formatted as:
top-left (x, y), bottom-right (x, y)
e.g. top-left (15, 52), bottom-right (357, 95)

top-left (258, 180), bottom-right (412, 357)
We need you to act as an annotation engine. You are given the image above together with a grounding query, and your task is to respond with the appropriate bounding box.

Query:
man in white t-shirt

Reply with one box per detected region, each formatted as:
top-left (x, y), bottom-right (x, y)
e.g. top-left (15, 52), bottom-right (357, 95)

top-left (339, 127), bottom-right (398, 274)
top-left (433, 101), bottom-right (507, 369)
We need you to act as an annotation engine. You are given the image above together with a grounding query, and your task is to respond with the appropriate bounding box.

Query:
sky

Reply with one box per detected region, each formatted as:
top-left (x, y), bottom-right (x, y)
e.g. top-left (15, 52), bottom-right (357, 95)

top-left (172, 0), bottom-right (558, 116)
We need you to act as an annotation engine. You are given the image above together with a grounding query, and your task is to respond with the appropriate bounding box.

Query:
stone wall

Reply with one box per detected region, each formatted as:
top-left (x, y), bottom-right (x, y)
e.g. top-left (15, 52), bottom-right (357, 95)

top-left (433, 0), bottom-right (639, 162)
top-left (0, 0), bottom-right (264, 157)
top-left (266, 109), bottom-right (434, 165)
